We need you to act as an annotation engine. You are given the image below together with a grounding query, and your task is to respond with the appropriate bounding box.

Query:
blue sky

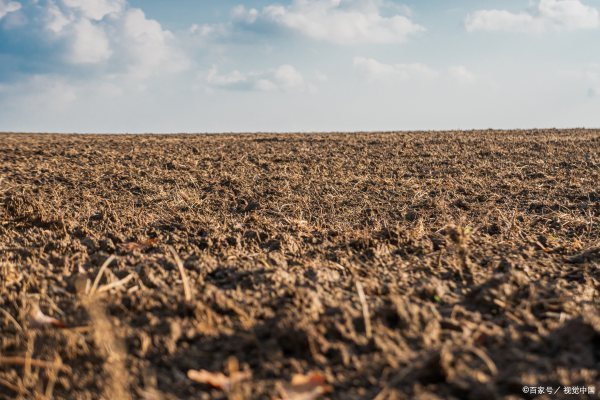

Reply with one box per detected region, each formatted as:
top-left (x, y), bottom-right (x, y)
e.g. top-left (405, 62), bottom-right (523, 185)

top-left (1, 0), bottom-right (600, 132)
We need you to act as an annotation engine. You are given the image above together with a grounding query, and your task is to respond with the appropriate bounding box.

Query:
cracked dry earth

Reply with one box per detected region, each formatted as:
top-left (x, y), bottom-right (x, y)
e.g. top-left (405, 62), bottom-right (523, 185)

top-left (0, 130), bottom-right (599, 400)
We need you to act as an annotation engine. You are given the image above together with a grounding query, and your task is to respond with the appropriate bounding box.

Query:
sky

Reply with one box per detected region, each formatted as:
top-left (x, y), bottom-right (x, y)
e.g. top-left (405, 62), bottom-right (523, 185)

top-left (1, 0), bottom-right (600, 133)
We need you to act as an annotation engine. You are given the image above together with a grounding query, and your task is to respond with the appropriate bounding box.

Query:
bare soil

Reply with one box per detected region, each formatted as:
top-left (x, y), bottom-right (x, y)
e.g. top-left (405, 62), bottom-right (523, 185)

top-left (0, 130), bottom-right (599, 400)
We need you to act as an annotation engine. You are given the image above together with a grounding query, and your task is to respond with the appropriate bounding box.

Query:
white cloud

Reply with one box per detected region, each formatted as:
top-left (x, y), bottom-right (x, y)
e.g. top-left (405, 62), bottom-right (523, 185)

top-left (206, 67), bottom-right (247, 89)
top-left (232, 4), bottom-right (259, 24)
top-left (204, 0), bottom-right (424, 45)
top-left (448, 65), bottom-right (476, 84)
top-left (466, 0), bottom-right (600, 33)
top-left (0, 0), bottom-right (21, 19)
top-left (539, 0), bottom-right (600, 29)
top-left (120, 8), bottom-right (189, 78)
top-left (33, 0), bottom-right (189, 77)
top-left (353, 57), bottom-right (438, 81)
top-left (189, 22), bottom-right (227, 38)
top-left (68, 18), bottom-right (111, 63)
top-left (62, 0), bottom-right (124, 21)
top-left (465, 10), bottom-right (540, 33)
top-left (354, 58), bottom-right (480, 86)
top-left (273, 64), bottom-right (305, 90)
top-left (205, 64), bottom-right (310, 92)
top-left (45, 1), bottom-right (73, 33)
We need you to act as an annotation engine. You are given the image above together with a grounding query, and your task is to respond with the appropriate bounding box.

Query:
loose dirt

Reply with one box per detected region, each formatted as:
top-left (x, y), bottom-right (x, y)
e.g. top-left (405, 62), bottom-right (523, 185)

top-left (0, 130), bottom-right (598, 399)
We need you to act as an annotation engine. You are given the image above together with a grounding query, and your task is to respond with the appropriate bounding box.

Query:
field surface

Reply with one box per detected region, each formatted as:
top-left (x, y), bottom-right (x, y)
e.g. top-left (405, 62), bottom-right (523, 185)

top-left (0, 130), bottom-right (599, 400)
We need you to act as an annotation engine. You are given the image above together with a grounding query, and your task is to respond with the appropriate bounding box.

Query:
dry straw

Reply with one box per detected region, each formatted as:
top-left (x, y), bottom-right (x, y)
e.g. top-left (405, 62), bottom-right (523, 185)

top-left (355, 281), bottom-right (372, 339)
top-left (168, 245), bottom-right (193, 302)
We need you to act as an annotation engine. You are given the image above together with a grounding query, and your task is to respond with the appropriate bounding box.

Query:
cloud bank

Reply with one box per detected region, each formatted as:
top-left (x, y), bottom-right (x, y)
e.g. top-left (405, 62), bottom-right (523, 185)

top-left (196, 0), bottom-right (425, 44)
top-left (465, 0), bottom-right (600, 33)
top-left (0, 0), bottom-right (188, 79)
top-left (205, 64), bottom-right (312, 92)
top-left (353, 57), bottom-right (477, 84)
top-left (0, 0), bottom-right (20, 20)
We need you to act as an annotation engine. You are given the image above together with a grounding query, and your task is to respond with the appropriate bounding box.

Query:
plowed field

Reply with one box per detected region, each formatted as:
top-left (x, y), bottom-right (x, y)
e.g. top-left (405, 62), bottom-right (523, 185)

top-left (1, 130), bottom-right (599, 399)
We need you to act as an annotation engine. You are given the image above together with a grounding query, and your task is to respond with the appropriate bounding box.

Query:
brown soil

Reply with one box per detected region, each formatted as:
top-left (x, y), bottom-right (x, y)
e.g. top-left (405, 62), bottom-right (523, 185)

top-left (0, 130), bottom-right (599, 400)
